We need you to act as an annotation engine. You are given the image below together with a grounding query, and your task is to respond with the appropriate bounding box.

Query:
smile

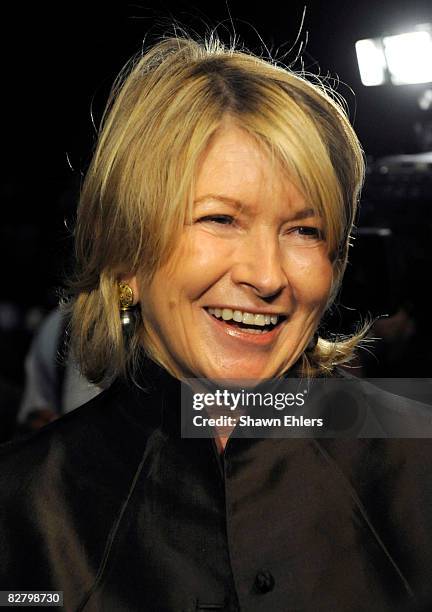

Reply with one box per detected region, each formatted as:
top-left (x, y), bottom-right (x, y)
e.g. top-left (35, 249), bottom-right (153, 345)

top-left (208, 307), bottom-right (282, 327)
top-left (204, 306), bottom-right (287, 342)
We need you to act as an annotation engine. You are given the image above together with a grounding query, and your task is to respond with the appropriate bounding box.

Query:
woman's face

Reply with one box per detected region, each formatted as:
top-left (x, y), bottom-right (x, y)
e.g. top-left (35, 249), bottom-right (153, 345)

top-left (132, 124), bottom-right (334, 380)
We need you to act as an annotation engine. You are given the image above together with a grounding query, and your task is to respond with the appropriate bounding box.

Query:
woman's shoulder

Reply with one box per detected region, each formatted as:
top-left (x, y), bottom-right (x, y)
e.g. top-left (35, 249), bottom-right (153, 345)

top-left (0, 378), bottom-right (163, 497)
top-left (0, 377), bottom-right (166, 595)
top-left (326, 368), bottom-right (432, 438)
top-left (1, 381), bottom-right (118, 457)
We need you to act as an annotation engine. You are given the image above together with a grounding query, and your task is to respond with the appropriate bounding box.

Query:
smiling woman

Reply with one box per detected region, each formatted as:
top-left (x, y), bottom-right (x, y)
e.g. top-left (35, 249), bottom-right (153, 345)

top-left (2, 31), bottom-right (432, 612)
top-left (70, 36), bottom-right (364, 387)
top-left (129, 122), bottom-right (335, 382)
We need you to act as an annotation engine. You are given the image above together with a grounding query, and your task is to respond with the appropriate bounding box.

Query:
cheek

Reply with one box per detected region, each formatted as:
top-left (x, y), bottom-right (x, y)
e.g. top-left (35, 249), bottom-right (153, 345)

top-left (144, 230), bottom-right (232, 313)
top-left (168, 231), bottom-right (233, 297)
top-left (285, 249), bottom-right (333, 305)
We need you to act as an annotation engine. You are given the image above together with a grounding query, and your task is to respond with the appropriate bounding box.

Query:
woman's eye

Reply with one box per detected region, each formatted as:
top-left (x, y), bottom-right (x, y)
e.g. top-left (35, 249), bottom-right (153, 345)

top-left (198, 215), bottom-right (234, 225)
top-left (293, 226), bottom-right (324, 239)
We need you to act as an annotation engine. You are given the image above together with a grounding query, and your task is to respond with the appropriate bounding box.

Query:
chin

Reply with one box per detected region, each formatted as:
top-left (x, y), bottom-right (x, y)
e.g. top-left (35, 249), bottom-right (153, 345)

top-left (200, 360), bottom-right (280, 383)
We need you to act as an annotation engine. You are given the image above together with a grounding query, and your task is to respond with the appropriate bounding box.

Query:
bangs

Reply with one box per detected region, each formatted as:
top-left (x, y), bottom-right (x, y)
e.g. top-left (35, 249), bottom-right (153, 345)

top-left (234, 97), bottom-right (346, 259)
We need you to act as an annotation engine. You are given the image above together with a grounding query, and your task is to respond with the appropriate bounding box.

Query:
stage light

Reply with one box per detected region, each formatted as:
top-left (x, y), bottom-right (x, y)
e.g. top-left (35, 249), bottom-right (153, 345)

top-left (355, 39), bottom-right (387, 86)
top-left (355, 25), bottom-right (432, 86)
top-left (383, 31), bottom-right (432, 85)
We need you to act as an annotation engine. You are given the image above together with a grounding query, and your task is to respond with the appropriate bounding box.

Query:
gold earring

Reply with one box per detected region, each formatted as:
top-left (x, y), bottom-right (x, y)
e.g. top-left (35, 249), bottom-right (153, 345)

top-left (118, 282), bottom-right (134, 310)
top-left (118, 282), bottom-right (137, 333)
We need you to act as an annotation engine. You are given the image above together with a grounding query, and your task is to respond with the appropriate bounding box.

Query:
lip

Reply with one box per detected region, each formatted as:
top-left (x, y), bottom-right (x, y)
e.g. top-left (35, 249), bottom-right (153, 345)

top-left (203, 308), bottom-right (287, 346)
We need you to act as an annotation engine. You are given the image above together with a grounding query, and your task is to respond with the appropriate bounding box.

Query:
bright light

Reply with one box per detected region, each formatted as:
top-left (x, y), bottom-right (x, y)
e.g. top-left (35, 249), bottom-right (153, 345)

top-left (383, 31), bottom-right (432, 85)
top-left (355, 25), bottom-right (432, 86)
top-left (355, 38), bottom-right (387, 86)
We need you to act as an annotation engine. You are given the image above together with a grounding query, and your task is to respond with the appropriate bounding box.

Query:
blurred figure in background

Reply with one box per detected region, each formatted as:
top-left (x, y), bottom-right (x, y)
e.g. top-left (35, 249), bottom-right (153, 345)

top-left (17, 308), bottom-right (102, 433)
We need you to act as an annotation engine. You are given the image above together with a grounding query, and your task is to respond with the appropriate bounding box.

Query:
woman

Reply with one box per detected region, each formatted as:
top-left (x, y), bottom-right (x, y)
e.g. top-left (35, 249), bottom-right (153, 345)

top-left (1, 34), bottom-right (432, 611)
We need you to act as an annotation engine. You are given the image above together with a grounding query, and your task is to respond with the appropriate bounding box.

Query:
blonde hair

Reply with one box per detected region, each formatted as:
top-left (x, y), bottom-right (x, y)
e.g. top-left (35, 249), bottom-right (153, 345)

top-left (67, 33), bottom-right (366, 384)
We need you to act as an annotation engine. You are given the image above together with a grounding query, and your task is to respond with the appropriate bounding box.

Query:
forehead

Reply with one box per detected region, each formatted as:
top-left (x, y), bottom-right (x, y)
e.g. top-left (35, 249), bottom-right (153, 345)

top-left (194, 125), bottom-right (307, 212)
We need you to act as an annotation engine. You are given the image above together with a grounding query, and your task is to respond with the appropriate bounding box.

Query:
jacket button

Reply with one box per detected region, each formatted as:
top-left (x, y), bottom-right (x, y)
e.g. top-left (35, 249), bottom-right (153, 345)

top-left (254, 569), bottom-right (275, 594)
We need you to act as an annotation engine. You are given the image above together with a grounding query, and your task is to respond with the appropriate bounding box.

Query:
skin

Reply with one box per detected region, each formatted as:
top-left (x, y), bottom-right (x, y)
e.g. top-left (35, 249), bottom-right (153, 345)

top-left (127, 122), bottom-right (334, 384)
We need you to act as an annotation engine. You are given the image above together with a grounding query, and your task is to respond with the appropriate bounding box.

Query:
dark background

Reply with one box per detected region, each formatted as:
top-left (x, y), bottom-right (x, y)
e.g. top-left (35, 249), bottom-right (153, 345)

top-left (1, 0), bottom-right (431, 407)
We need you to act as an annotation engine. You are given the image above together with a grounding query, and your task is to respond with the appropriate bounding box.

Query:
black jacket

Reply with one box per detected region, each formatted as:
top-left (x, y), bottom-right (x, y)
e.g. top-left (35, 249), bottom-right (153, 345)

top-left (1, 365), bottom-right (432, 612)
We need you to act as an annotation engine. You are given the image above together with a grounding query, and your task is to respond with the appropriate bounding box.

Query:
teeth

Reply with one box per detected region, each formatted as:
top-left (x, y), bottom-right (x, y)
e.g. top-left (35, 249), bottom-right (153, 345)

top-left (207, 307), bottom-right (280, 327)
top-left (242, 312), bottom-right (255, 325)
top-left (222, 308), bottom-right (232, 320)
top-left (233, 310), bottom-right (243, 322)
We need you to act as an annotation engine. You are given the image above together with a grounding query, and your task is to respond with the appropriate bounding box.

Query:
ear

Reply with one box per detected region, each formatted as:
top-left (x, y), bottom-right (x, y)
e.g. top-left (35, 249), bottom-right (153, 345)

top-left (119, 275), bottom-right (140, 306)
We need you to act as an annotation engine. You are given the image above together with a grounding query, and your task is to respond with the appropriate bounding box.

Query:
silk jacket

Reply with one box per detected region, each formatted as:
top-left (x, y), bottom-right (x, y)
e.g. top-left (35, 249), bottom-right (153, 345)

top-left (1, 363), bottom-right (432, 612)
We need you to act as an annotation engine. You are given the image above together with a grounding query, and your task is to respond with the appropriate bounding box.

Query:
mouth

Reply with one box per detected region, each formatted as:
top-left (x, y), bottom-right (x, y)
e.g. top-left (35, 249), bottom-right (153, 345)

top-left (204, 306), bottom-right (287, 344)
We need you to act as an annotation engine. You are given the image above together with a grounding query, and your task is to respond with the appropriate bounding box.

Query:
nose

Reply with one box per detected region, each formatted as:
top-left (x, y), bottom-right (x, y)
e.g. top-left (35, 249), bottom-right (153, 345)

top-left (230, 230), bottom-right (289, 299)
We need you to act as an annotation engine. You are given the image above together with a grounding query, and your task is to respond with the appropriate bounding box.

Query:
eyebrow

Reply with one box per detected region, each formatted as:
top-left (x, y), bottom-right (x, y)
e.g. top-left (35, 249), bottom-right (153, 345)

top-left (193, 194), bottom-right (318, 220)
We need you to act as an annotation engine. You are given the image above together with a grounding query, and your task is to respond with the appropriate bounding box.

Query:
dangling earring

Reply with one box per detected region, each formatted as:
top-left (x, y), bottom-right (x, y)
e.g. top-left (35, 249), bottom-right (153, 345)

top-left (306, 332), bottom-right (319, 352)
top-left (118, 282), bottom-right (138, 335)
